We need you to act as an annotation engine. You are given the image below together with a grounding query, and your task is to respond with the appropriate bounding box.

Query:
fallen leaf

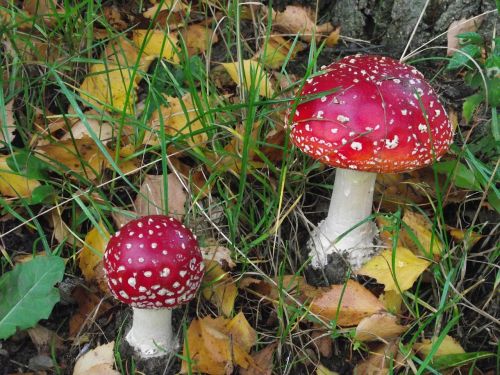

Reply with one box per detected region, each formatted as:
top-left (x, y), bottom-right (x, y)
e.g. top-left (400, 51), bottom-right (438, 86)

top-left (104, 36), bottom-right (150, 69)
top-left (73, 342), bottom-right (119, 375)
top-left (201, 245), bottom-right (236, 269)
top-left (449, 227), bottom-right (481, 249)
top-left (132, 29), bottom-right (180, 63)
top-left (181, 314), bottom-right (255, 374)
top-left (414, 335), bottom-right (465, 358)
top-left (60, 116), bottom-right (113, 143)
top-left (145, 93), bottom-right (208, 148)
top-left (0, 155), bottom-right (40, 198)
top-left (357, 247), bottom-right (431, 292)
top-left (23, 0), bottom-right (62, 27)
top-left (354, 340), bottom-right (404, 374)
top-left (103, 5), bottom-right (127, 31)
top-left (379, 290), bottom-right (403, 314)
top-left (222, 60), bottom-right (275, 97)
top-left (181, 23), bottom-right (219, 56)
top-left (69, 286), bottom-right (112, 337)
top-left (79, 64), bottom-right (139, 113)
top-left (0, 100), bottom-right (16, 143)
top-left (143, 0), bottom-right (188, 29)
top-left (269, 6), bottom-right (335, 42)
top-left (305, 280), bottom-right (386, 326)
top-left (311, 329), bottom-right (332, 358)
top-left (447, 16), bottom-right (485, 56)
top-left (254, 35), bottom-right (306, 69)
top-left (316, 365), bottom-right (339, 375)
top-left (202, 260), bottom-right (238, 317)
top-left (27, 325), bottom-right (64, 354)
top-left (325, 27), bottom-right (341, 47)
top-left (401, 210), bottom-right (444, 258)
top-left (111, 210), bottom-right (136, 229)
top-left (240, 342), bottom-right (277, 375)
top-left (78, 222), bottom-right (109, 282)
top-left (355, 313), bottom-right (407, 342)
top-left (134, 173), bottom-right (187, 220)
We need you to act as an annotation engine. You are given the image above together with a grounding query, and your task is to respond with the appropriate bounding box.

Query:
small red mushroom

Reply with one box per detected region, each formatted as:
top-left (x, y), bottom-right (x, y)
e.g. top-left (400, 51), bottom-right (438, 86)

top-left (103, 215), bottom-right (204, 358)
top-left (289, 55), bottom-right (453, 274)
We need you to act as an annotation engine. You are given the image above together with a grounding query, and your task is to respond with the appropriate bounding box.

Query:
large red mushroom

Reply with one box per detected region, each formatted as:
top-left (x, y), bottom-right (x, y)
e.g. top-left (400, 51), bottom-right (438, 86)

top-left (103, 215), bottom-right (204, 357)
top-left (289, 55), bottom-right (453, 275)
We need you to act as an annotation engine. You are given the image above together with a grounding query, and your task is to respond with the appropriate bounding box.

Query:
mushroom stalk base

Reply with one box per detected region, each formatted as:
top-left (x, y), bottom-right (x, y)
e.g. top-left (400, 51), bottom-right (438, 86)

top-left (126, 307), bottom-right (174, 358)
top-left (308, 169), bottom-right (377, 270)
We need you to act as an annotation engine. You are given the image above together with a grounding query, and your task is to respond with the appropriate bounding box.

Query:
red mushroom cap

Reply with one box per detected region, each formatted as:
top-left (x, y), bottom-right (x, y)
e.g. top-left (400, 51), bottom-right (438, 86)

top-left (289, 55), bottom-right (453, 173)
top-left (103, 215), bottom-right (204, 309)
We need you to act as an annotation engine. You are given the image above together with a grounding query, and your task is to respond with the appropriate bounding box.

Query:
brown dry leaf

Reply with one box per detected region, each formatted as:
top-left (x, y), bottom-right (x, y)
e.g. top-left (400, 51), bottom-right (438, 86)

top-left (60, 117), bottom-right (113, 143)
top-left (222, 60), bottom-right (275, 97)
top-left (146, 93), bottom-right (208, 148)
top-left (357, 247), bottom-right (431, 292)
top-left (305, 280), bottom-right (386, 326)
top-left (202, 260), bottom-right (238, 317)
top-left (181, 23), bottom-right (219, 56)
top-left (254, 35), bottom-right (306, 69)
top-left (325, 27), bottom-right (341, 47)
top-left (134, 173), bottom-right (187, 220)
top-left (69, 286), bottom-right (113, 338)
top-left (132, 29), bottom-right (180, 63)
top-left (201, 245), bottom-right (236, 269)
top-left (311, 329), bottom-right (332, 358)
top-left (103, 6), bottom-right (127, 31)
top-left (111, 210), bottom-right (136, 229)
top-left (143, 0), bottom-right (188, 29)
top-left (269, 6), bottom-right (335, 42)
top-left (447, 16), bottom-right (485, 56)
top-left (354, 340), bottom-right (404, 374)
top-left (375, 171), bottom-right (432, 210)
top-left (240, 342), bottom-right (277, 375)
top-left (170, 158), bottom-right (213, 198)
top-left (143, 0), bottom-right (188, 18)
top-left (0, 155), bottom-right (40, 198)
top-left (23, 0), bottom-right (62, 27)
top-left (355, 313), bottom-right (408, 342)
top-left (73, 342), bottom-right (119, 375)
top-left (181, 314), bottom-right (255, 374)
top-left (78, 222), bottom-right (109, 282)
top-left (27, 325), bottom-right (64, 354)
top-left (0, 100), bottom-right (16, 143)
top-left (79, 64), bottom-right (139, 113)
top-left (414, 335), bottom-right (465, 358)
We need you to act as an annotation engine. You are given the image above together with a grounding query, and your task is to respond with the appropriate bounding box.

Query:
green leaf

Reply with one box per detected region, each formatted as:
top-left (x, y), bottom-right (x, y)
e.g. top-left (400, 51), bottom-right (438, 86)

top-left (456, 32), bottom-right (483, 45)
top-left (433, 161), bottom-right (482, 191)
top-left (446, 44), bottom-right (481, 70)
top-left (462, 93), bottom-right (484, 123)
top-left (6, 151), bottom-right (50, 180)
top-left (0, 256), bottom-right (65, 339)
top-left (431, 351), bottom-right (494, 370)
top-left (487, 189), bottom-right (500, 214)
top-left (29, 185), bottom-right (56, 205)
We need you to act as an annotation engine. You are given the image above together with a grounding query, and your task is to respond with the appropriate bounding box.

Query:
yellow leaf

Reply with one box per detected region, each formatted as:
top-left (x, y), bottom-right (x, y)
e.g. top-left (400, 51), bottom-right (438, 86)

top-left (182, 316), bottom-right (255, 374)
top-left (132, 29), bottom-right (180, 63)
top-left (316, 365), bottom-right (339, 375)
top-left (202, 260), bottom-right (237, 317)
top-left (379, 290), bottom-right (403, 314)
top-left (226, 312), bottom-right (257, 353)
top-left (222, 60), bottom-right (274, 97)
top-left (354, 341), bottom-right (405, 374)
top-left (401, 210), bottom-right (444, 258)
top-left (358, 247), bottom-right (431, 292)
top-left (449, 227), bottom-right (481, 249)
top-left (37, 136), bottom-right (108, 180)
top-left (325, 27), bottom-right (341, 47)
top-left (0, 155), bottom-right (40, 198)
top-left (305, 279), bottom-right (386, 326)
top-left (414, 335), bottom-right (465, 358)
top-left (355, 313), bottom-right (407, 342)
top-left (78, 222), bottom-right (109, 282)
top-left (145, 93), bottom-right (207, 148)
top-left (254, 35), bottom-right (305, 69)
top-left (79, 64), bottom-right (139, 113)
top-left (181, 23), bottom-right (219, 56)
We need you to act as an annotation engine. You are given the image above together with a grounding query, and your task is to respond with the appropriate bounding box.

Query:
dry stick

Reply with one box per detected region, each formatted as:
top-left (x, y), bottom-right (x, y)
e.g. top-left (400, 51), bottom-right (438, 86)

top-left (400, 0), bottom-right (431, 62)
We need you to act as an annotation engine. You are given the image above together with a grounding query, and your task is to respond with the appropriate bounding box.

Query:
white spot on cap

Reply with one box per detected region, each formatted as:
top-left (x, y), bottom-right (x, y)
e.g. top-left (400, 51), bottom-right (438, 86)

top-left (144, 271), bottom-right (152, 277)
top-left (337, 115), bottom-right (350, 123)
top-left (351, 142), bottom-right (362, 151)
top-left (160, 268), bottom-right (170, 277)
top-left (151, 242), bottom-right (158, 249)
top-left (138, 257), bottom-right (145, 263)
top-left (418, 123), bottom-right (427, 133)
top-left (317, 111), bottom-right (324, 119)
top-left (331, 128), bottom-right (338, 134)
top-left (385, 135), bottom-right (400, 149)
top-left (179, 270), bottom-right (187, 277)
top-left (119, 290), bottom-right (129, 299)
top-left (126, 243), bottom-right (132, 249)
top-left (401, 109), bottom-right (408, 116)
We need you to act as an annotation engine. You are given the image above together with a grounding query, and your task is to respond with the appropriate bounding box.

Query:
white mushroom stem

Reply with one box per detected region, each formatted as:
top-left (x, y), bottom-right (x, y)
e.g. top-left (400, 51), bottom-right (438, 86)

top-left (308, 168), bottom-right (378, 270)
top-left (126, 307), bottom-right (175, 358)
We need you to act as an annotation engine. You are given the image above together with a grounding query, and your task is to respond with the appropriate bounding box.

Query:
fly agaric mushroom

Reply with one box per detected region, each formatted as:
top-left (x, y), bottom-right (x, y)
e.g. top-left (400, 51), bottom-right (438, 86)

top-left (289, 55), bottom-right (452, 274)
top-left (103, 215), bottom-right (204, 358)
